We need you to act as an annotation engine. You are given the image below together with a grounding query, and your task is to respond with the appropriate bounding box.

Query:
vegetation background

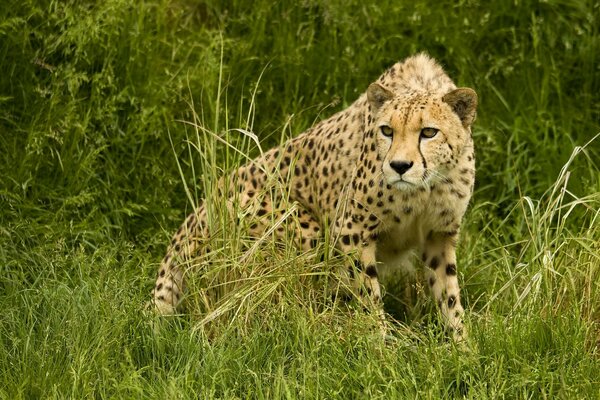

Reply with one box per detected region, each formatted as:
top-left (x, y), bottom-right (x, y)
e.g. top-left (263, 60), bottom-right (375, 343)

top-left (1, 0), bottom-right (599, 398)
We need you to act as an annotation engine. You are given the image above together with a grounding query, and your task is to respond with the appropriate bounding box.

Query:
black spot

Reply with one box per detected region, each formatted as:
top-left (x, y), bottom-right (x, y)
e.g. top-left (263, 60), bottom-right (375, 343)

top-left (257, 209), bottom-right (267, 217)
top-left (365, 265), bottom-right (378, 278)
top-left (448, 295), bottom-right (457, 308)
top-left (159, 269), bottom-right (166, 277)
top-left (156, 283), bottom-right (163, 291)
top-left (429, 277), bottom-right (436, 286)
top-left (300, 221), bottom-right (310, 229)
top-left (352, 233), bottom-right (360, 245)
top-left (446, 264), bottom-right (457, 276)
top-left (429, 256), bottom-right (440, 269)
top-left (353, 259), bottom-right (363, 271)
top-left (341, 235), bottom-right (351, 246)
top-left (451, 188), bottom-right (466, 199)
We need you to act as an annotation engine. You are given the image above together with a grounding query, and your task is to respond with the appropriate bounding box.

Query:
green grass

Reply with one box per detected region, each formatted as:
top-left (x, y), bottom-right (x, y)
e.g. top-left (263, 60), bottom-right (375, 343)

top-left (1, 0), bottom-right (599, 398)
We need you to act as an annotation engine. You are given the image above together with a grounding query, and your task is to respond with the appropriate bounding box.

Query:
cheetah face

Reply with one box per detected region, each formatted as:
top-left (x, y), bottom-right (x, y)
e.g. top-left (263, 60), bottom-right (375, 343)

top-left (367, 84), bottom-right (477, 190)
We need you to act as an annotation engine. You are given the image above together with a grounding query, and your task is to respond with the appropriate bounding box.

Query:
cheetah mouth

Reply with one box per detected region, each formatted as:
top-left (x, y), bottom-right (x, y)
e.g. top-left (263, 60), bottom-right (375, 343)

top-left (390, 179), bottom-right (418, 190)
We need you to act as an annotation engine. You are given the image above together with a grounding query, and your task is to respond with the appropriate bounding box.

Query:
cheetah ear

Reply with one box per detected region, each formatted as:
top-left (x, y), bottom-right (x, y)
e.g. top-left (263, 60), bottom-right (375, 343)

top-left (367, 83), bottom-right (394, 112)
top-left (442, 88), bottom-right (478, 128)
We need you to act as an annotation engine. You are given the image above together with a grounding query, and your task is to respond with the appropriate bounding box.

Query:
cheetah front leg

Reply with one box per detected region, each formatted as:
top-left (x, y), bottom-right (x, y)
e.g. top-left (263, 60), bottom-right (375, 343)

top-left (336, 232), bottom-right (387, 333)
top-left (422, 231), bottom-right (466, 341)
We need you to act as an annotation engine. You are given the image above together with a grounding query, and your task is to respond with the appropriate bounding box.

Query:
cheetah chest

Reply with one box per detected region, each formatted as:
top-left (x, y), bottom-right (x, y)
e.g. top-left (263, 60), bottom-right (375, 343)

top-left (374, 181), bottom-right (469, 273)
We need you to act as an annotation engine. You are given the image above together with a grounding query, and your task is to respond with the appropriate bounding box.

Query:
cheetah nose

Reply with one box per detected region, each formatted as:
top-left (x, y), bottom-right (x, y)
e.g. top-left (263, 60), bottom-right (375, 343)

top-left (389, 160), bottom-right (414, 175)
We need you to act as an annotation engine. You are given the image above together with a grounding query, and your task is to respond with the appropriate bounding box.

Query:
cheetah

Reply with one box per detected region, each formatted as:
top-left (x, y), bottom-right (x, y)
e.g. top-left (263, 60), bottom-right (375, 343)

top-left (152, 53), bottom-right (477, 340)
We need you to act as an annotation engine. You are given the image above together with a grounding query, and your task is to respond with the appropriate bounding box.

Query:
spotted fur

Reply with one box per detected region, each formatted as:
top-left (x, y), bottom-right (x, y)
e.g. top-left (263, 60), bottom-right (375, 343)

top-left (152, 53), bottom-right (477, 340)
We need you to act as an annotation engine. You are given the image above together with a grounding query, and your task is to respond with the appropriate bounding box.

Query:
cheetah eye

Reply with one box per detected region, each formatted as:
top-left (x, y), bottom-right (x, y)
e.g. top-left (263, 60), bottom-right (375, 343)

top-left (380, 125), bottom-right (393, 137)
top-left (420, 127), bottom-right (439, 139)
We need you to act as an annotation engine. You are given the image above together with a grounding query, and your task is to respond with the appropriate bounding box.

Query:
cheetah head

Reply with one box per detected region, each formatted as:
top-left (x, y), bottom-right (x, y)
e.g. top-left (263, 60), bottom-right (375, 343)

top-left (367, 83), bottom-right (477, 190)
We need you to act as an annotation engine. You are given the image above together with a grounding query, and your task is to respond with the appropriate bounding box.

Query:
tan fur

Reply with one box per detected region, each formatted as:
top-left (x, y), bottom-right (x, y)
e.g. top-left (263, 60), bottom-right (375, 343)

top-left (152, 53), bottom-right (478, 340)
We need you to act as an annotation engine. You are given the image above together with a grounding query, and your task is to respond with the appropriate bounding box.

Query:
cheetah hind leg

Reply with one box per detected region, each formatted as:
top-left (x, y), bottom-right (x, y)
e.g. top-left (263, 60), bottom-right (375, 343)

top-left (152, 199), bottom-right (322, 315)
top-left (152, 207), bottom-right (208, 315)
